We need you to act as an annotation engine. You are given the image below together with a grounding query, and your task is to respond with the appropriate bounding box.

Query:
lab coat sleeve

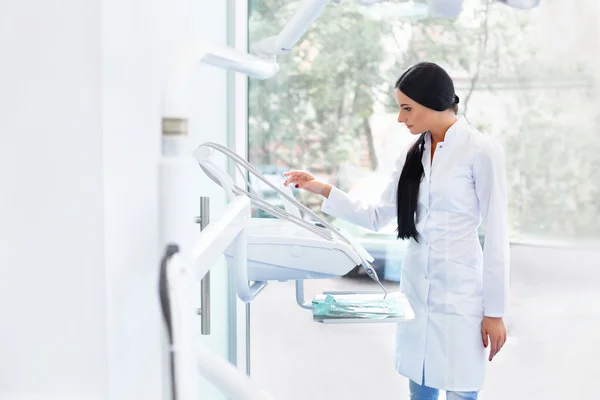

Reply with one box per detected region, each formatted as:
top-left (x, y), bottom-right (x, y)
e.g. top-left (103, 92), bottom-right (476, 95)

top-left (473, 139), bottom-right (510, 318)
top-left (320, 154), bottom-right (406, 232)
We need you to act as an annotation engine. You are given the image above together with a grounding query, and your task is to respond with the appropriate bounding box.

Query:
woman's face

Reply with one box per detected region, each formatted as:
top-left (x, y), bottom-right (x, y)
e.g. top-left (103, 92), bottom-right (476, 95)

top-left (394, 88), bottom-right (434, 135)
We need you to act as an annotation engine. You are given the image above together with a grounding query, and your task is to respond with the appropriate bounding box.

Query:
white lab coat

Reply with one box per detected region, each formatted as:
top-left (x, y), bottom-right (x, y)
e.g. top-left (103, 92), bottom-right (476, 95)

top-left (321, 116), bottom-right (510, 391)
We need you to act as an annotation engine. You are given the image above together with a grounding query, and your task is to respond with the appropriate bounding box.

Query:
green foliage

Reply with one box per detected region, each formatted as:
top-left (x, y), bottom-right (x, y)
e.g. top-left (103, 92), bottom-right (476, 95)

top-left (249, 0), bottom-right (385, 173)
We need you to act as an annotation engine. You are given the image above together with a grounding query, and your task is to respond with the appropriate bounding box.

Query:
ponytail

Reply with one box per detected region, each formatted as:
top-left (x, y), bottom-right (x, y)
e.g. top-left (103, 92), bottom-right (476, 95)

top-left (396, 133), bottom-right (426, 241)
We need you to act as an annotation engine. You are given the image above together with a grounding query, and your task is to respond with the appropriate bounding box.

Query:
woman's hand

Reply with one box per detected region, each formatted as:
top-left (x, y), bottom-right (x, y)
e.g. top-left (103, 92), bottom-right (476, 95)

top-left (283, 170), bottom-right (332, 198)
top-left (482, 316), bottom-right (507, 362)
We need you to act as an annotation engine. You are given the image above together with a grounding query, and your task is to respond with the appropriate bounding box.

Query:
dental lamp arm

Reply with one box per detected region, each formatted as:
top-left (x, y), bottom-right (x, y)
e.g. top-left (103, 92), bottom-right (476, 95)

top-left (251, 0), bottom-right (467, 56)
top-left (253, 0), bottom-right (452, 56)
top-left (201, 41), bottom-right (279, 79)
top-left (253, 0), bottom-right (335, 56)
top-left (250, 0), bottom-right (540, 58)
top-left (164, 38), bottom-right (278, 118)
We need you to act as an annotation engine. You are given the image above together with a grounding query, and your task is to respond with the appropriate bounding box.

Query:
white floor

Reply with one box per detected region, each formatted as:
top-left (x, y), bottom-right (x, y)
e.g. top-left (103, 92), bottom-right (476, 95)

top-left (250, 244), bottom-right (600, 400)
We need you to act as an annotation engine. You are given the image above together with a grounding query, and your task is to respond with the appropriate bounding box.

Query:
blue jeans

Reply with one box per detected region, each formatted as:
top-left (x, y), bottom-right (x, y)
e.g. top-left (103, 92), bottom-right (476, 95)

top-left (409, 380), bottom-right (478, 400)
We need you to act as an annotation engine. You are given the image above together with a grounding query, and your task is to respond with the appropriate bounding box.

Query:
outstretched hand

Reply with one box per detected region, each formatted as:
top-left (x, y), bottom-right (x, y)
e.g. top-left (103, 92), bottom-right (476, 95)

top-left (283, 170), bottom-right (331, 197)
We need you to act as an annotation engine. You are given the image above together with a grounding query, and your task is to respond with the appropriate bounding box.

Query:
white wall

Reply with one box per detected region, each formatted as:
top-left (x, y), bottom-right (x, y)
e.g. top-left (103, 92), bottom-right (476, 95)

top-left (0, 1), bottom-right (108, 399)
top-left (0, 0), bottom-right (237, 399)
top-left (101, 0), bottom-right (164, 398)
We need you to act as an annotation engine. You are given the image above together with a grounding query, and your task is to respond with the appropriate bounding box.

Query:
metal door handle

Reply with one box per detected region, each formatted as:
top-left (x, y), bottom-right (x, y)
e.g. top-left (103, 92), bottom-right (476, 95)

top-left (196, 197), bottom-right (211, 335)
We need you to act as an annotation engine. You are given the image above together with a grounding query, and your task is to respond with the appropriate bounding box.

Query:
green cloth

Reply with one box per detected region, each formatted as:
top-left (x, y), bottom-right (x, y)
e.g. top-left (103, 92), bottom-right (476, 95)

top-left (312, 293), bottom-right (413, 321)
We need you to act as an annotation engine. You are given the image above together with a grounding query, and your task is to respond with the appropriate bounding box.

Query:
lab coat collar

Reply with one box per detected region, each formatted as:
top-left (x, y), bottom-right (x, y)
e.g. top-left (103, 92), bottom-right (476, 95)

top-left (425, 116), bottom-right (468, 146)
top-left (422, 116), bottom-right (468, 181)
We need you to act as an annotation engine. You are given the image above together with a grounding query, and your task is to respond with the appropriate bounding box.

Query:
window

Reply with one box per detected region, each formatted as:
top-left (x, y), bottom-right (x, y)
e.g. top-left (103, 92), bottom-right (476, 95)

top-left (249, 0), bottom-right (599, 244)
top-left (248, 1), bottom-right (600, 398)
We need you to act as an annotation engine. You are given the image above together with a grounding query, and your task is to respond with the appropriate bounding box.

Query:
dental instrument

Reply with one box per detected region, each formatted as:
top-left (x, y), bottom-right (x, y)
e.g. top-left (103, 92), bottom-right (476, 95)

top-left (194, 141), bottom-right (389, 298)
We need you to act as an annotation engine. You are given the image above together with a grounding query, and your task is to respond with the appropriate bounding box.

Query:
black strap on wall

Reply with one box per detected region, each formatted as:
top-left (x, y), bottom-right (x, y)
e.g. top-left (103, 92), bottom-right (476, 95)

top-left (159, 244), bottom-right (181, 400)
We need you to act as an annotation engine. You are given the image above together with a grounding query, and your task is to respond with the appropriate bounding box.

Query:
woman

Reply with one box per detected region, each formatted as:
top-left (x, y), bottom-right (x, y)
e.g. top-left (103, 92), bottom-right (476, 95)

top-left (283, 62), bottom-right (509, 400)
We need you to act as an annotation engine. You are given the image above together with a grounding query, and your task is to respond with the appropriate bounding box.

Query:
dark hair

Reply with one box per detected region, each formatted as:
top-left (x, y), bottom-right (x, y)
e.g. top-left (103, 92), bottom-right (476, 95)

top-left (396, 134), bottom-right (426, 241)
top-left (394, 62), bottom-right (458, 241)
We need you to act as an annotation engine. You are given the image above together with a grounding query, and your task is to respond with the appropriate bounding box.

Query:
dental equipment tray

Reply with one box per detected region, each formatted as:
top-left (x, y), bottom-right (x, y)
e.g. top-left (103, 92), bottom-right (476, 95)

top-left (312, 291), bottom-right (415, 324)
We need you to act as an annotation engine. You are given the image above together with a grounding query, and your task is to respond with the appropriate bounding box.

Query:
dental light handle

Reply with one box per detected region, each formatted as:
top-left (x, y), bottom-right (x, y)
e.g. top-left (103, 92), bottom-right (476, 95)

top-left (193, 142), bottom-right (386, 295)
